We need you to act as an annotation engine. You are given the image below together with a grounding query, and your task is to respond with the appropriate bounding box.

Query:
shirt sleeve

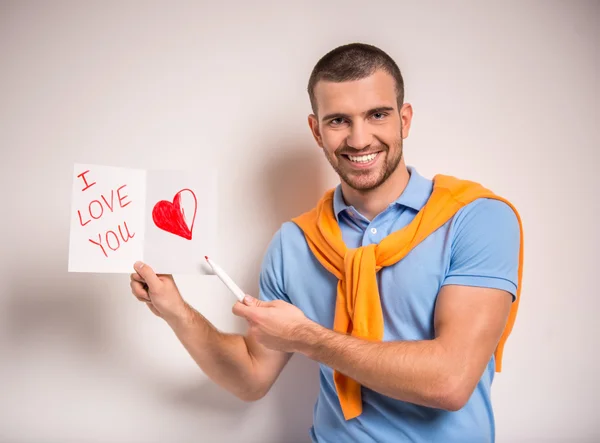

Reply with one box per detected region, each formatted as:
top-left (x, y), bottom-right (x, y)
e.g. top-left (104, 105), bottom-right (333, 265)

top-left (442, 198), bottom-right (521, 301)
top-left (258, 228), bottom-right (290, 303)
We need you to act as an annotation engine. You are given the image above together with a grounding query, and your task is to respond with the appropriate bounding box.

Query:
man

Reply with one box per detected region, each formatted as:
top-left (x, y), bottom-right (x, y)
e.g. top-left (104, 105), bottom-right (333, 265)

top-left (130, 43), bottom-right (522, 442)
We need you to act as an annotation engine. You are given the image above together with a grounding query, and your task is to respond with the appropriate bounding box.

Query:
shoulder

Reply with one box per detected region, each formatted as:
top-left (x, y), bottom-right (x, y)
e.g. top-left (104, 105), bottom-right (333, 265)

top-left (276, 220), bottom-right (312, 252)
top-left (444, 197), bottom-right (522, 298)
top-left (258, 221), bottom-right (311, 302)
top-left (280, 220), bottom-right (306, 238)
top-left (261, 221), bottom-right (306, 254)
top-left (451, 198), bottom-right (520, 243)
top-left (260, 221), bottom-right (311, 273)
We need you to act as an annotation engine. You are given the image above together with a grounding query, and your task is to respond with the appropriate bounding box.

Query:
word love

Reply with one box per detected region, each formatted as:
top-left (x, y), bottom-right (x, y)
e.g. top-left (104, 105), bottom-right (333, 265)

top-left (76, 169), bottom-right (136, 258)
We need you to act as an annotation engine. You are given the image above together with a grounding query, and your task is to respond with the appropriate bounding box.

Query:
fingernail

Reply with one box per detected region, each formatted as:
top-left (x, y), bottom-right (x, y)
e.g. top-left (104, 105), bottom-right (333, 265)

top-left (244, 295), bottom-right (253, 304)
top-left (134, 261), bottom-right (144, 270)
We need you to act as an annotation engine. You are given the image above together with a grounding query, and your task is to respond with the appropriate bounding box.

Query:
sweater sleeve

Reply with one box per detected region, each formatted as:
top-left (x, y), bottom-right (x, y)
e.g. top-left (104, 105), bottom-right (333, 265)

top-left (442, 198), bottom-right (521, 301)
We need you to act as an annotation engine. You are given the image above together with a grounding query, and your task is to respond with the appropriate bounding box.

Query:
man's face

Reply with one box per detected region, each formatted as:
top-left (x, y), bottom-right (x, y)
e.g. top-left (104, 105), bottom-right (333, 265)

top-left (309, 70), bottom-right (411, 192)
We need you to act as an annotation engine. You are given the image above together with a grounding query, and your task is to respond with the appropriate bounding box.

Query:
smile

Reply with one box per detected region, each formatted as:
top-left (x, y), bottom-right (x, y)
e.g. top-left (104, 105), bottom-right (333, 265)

top-left (346, 152), bottom-right (380, 163)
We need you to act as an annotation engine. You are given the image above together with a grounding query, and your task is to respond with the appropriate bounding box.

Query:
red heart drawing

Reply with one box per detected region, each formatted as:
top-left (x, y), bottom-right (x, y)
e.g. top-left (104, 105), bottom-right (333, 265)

top-left (152, 188), bottom-right (197, 240)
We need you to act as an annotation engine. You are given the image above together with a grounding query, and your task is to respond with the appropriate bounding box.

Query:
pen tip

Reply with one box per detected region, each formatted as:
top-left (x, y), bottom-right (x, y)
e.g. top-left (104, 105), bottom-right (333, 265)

top-left (204, 256), bottom-right (208, 260)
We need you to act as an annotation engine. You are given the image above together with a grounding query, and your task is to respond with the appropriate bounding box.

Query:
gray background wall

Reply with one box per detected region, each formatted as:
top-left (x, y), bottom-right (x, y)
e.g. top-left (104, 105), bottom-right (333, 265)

top-left (1, 1), bottom-right (598, 442)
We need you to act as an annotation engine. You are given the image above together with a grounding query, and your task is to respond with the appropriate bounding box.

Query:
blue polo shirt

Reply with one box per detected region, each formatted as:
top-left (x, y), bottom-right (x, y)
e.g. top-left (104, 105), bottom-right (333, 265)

top-left (258, 166), bottom-right (520, 443)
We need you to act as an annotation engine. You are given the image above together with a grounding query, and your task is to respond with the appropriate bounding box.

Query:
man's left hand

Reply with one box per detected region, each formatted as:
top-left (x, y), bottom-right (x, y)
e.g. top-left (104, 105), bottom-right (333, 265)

top-left (232, 296), bottom-right (314, 353)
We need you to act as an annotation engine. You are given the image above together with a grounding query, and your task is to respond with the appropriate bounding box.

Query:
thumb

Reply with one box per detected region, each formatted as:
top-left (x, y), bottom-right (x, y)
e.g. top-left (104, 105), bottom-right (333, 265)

top-left (243, 295), bottom-right (260, 306)
top-left (133, 261), bottom-right (161, 290)
top-left (243, 295), bottom-right (276, 308)
top-left (232, 299), bottom-right (254, 319)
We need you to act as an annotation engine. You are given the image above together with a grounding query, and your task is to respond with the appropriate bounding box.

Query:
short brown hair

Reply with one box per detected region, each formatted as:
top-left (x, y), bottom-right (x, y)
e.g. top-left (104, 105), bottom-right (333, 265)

top-left (307, 43), bottom-right (405, 115)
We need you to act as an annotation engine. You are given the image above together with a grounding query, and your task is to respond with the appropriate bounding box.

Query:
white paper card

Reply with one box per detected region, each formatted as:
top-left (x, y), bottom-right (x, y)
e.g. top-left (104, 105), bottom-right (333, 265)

top-left (68, 163), bottom-right (217, 274)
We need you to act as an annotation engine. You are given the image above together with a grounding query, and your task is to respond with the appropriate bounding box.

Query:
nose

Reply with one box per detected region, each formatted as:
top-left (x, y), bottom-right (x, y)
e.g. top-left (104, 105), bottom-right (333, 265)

top-left (346, 121), bottom-right (373, 151)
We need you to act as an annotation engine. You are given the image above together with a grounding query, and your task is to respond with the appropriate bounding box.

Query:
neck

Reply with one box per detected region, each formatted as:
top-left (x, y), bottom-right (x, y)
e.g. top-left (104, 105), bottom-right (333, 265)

top-left (340, 160), bottom-right (410, 221)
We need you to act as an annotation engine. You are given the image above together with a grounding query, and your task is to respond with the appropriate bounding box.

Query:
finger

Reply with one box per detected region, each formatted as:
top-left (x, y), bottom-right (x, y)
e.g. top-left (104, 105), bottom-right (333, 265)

top-left (130, 272), bottom-right (145, 283)
top-left (131, 282), bottom-right (150, 301)
top-left (243, 295), bottom-right (276, 307)
top-left (243, 295), bottom-right (258, 306)
top-left (130, 280), bottom-right (150, 301)
top-left (133, 261), bottom-right (161, 290)
top-left (131, 273), bottom-right (149, 291)
top-left (232, 301), bottom-right (246, 317)
top-left (232, 301), bottom-right (255, 320)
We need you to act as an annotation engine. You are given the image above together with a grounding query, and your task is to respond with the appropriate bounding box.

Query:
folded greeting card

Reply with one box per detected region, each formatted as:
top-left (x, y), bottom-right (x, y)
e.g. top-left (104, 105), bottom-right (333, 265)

top-left (67, 163), bottom-right (217, 273)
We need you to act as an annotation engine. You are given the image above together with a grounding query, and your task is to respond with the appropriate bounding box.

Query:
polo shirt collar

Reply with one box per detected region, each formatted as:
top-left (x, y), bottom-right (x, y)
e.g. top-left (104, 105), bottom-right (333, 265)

top-left (333, 166), bottom-right (433, 221)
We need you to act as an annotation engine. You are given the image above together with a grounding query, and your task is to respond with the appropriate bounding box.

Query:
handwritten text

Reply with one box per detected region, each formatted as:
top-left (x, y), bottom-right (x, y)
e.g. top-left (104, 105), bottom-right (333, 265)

top-left (76, 170), bottom-right (136, 257)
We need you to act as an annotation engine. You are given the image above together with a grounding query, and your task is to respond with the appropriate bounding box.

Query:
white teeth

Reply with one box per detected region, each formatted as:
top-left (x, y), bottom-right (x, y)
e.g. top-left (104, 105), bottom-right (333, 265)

top-left (348, 153), bottom-right (377, 163)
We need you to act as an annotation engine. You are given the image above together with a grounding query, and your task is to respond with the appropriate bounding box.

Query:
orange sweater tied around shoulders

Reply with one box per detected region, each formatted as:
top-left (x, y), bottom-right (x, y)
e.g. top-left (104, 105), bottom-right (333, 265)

top-left (291, 174), bottom-right (524, 421)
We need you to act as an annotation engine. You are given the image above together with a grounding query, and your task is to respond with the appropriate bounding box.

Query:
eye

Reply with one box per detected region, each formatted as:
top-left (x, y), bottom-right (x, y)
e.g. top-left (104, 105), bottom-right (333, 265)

top-left (329, 117), bottom-right (346, 126)
top-left (372, 112), bottom-right (387, 120)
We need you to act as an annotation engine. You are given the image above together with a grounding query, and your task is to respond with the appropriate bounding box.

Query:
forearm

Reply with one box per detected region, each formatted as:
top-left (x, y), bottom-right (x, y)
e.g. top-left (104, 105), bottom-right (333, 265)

top-left (297, 324), bottom-right (467, 410)
top-left (166, 304), bottom-right (261, 401)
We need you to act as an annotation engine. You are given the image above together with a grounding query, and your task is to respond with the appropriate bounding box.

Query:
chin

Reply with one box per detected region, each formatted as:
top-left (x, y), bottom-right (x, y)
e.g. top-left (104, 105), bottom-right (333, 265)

top-left (343, 172), bottom-right (386, 192)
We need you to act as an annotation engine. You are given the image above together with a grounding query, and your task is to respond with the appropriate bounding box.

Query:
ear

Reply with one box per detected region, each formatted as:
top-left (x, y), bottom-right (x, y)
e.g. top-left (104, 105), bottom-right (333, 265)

top-left (307, 114), bottom-right (324, 148)
top-left (399, 103), bottom-right (413, 139)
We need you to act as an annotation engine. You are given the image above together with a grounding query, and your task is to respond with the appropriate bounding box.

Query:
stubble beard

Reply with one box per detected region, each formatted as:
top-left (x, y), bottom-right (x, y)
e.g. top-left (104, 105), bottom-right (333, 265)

top-left (323, 137), bottom-right (404, 192)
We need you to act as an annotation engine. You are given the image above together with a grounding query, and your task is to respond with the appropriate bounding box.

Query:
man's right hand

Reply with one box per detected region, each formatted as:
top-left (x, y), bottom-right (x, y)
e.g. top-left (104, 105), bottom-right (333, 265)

top-left (129, 261), bottom-right (292, 402)
top-left (130, 261), bottom-right (193, 326)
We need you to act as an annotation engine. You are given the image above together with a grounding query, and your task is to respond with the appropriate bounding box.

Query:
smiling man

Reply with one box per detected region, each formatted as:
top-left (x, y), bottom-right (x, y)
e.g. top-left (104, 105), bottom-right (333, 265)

top-left (130, 43), bottom-right (523, 442)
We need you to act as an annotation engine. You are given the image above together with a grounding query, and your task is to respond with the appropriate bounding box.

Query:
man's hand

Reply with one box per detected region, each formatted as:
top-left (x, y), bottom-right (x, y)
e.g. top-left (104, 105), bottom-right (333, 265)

top-left (129, 262), bottom-right (292, 402)
top-left (130, 261), bottom-right (193, 326)
top-left (232, 296), bottom-right (314, 353)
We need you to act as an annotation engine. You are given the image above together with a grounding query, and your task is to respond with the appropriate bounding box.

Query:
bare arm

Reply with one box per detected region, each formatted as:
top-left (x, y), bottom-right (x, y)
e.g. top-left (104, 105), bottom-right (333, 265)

top-left (130, 262), bottom-right (291, 402)
top-left (167, 301), bottom-right (292, 401)
top-left (294, 285), bottom-right (512, 410)
top-left (292, 198), bottom-right (520, 410)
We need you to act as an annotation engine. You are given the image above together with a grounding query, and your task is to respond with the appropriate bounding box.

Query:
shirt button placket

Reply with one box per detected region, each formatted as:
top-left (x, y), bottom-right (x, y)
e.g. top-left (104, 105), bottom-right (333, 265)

top-left (368, 226), bottom-right (379, 244)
